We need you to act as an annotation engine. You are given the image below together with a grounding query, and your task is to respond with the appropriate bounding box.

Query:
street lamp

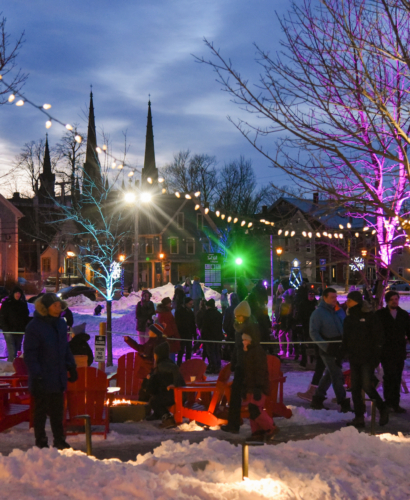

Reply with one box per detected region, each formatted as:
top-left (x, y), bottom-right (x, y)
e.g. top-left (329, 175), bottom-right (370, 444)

top-left (66, 251), bottom-right (75, 286)
top-left (235, 257), bottom-right (243, 293)
top-left (361, 249), bottom-right (368, 257)
top-left (275, 247), bottom-right (283, 280)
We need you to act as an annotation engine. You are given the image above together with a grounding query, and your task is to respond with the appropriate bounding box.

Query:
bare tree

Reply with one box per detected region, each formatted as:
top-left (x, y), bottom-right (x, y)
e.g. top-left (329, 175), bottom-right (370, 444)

top-left (160, 150), bottom-right (218, 205)
top-left (0, 15), bottom-right (27, 104)
top-left (215, 156), bottom-right (269, 215)
top-left (198, 0), bottom-right (410, 280)
top-left (55, 125), bottom-right (85, 196)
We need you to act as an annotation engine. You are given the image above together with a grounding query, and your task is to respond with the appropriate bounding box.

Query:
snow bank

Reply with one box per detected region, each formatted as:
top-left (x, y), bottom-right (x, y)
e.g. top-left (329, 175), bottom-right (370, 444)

top-left (1, 428), bottom-right (410, 499)
top-left (65, 294), bottom-right (96, 307)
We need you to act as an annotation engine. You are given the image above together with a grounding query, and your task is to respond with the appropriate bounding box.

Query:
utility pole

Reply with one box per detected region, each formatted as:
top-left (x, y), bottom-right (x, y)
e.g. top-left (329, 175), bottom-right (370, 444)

top-left (345, 237), bottom-right (351, 292)
top-left (133, 207), bottom-right (139, 292)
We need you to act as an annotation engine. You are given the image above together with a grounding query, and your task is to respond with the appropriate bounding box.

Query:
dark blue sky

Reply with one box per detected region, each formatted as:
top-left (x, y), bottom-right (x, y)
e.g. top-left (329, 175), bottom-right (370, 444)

top-left (0, 0), bottom-right (293, 194)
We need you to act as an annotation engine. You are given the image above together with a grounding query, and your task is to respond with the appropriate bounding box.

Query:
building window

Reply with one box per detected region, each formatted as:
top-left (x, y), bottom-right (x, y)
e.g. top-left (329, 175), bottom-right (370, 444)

top-left (306, 239), bottom-right (311, 253)
top-left (169, 237), bottom-right (179, 254)
top-left (197, 213), bottom-right (203, 229)
top-left (295, 238), bottom-right (300, 252)
top-left (398, 267), bottom-right (404, 277)
top-left (146, 238), bottom-right (153, 254)
top-left (177, 213), bottom-right (184, 229)
top-left (42, 257), bottom-right (51, 272)
top-left (186, 238), bottom-right (195, 255)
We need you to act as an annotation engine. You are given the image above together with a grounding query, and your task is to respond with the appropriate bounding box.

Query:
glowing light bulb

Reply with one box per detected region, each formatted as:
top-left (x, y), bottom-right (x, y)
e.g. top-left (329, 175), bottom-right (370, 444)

top-left (328, 233), bottom-right (332, 239)
top-left (185, 193), bottom-right (191, 199)
top-left (43, 104), bottom-right (52, 110)
top-left (8, 94), bottom-right (15, 102)
top-left (260, 219), bottom-right (265, 223)
top-left (158, 177), bottom-right (164, 183)
top-left (302, 231), bottom-right (307, 237)
top-left (96, 147), bottom-right (102, 153)
top-left (75, 135), bottom-right (82, 143)
top-left (16, 100), bottom-right (24, 106)
top-left (227, 216), bottom-right (232, 222)
top-left (205, 208), bottom-right (209, 214)
top-left (65, 124), bottom-right (73, 131)
top-left (162, 188), bottom-right (166, 194)
top-left (195, 204), bottom-right (200, 210)
top-left (128, 171), bottom-right (134, 177)
top-left (291, 230), bottom-right (295, 236)
top-left (118, 164), bottom-right (123, 169)
top-left (334, 233), bottom-right (339, 239)
top-left (175, 192), bottom-right (180, 198)
top-left (363, 226), bottom-right (369, 231)
top-left (248, 222), bottom-right (253, 228)
top-left (102, 145), bottom-right (107, 151)
top-left (233, 217), bottom-right (238, 223)
top-left (308, 232), bottom-right (312, 238)
top-left (316, 232), bottom-right (321, 237)
top-left (355, 232), bottom-right (359, 237)
top-left (45, 120), bottom-right (52, 129)
top-left (194, 191), bottom-right (200, 197)
top-left (148, 177), bottom-right (153, 184)
top-left (339, 224), bottom-right (344, 229)
top-left (241, 220), bottom-right (246, 226)
top-left (278, 229), bottom-right (283, 235)
top-left (339, 234), bottom-right (343, 238)
top-left (372, 229), bottom-right (376, 234)
top-left (347, 223), bottom-right (351, 228)
top-left (323, 231), bottom-right (327, 236)
top-left (112, 162), bottom-right (116, 169)
top-left (216, 211), bottom-right (220, 217)
top-left (285, 230), bottom-right (289, 236)
top-left (221, 214), bottom-right (226, 220)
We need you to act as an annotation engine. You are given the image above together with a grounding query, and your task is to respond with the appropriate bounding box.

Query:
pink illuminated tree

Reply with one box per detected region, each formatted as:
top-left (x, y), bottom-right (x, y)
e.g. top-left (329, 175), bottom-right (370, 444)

top-left (198, 0), bottom-right (410, 275)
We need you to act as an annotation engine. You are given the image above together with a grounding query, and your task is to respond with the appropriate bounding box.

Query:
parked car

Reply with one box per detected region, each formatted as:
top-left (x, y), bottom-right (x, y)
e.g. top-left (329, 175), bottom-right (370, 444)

top-left (57, 285), bottom-right (97, 301)
top-left (386, 280), bottom-right (410, 292)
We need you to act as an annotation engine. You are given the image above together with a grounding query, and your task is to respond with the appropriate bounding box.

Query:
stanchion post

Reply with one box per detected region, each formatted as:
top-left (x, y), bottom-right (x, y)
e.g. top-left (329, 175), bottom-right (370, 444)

top-left (75, 414), bottom-right (92, 455)
top-left (370, 400), bottom-right (376, 436)
top-left (242, 443), bottom-right (249, 480)
top-left (98, 322), bottom-right (106, 373)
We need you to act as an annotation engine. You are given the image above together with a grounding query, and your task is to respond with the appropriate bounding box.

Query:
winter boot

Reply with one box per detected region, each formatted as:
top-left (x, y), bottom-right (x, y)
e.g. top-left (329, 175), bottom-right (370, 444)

top-left (221, 424), bottom-right (240, 435)
top-left (346, 416), bottom-right (365, 429)
top-left (53, 439), bottom-right (71, 450)
top-left (159, 413), bottom-right (176, 429)
top-left (35, 438), bottom-right (49, 449)
top-left (310, 395), bottom-right (327, 410)
top-left (339, 398), bottom-right (353, 413)
top-left (297, 384), bottom-right (318, 403)
top-left (379, 405), bottom-right (389, 426)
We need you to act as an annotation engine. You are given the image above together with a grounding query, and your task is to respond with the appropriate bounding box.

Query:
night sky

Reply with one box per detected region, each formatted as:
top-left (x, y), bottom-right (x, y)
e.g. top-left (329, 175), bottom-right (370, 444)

top-left (0, 0), bottom-right (293, 195)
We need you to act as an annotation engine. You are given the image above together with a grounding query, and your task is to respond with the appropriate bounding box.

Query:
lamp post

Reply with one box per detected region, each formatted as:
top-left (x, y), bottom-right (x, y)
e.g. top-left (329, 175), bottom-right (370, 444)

top-left (235, 257), bottom-right (243, 293)
top-left (119, 254), bottom-right (125, 296)
top-left (276, 247), bottom-right (283, 281)
top-left (66, 251), bottom-right (75, 286)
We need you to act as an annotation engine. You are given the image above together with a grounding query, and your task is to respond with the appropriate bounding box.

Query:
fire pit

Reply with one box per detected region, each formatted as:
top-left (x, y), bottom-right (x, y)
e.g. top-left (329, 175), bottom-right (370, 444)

top-left (109, 399), bottom-right (147, 423)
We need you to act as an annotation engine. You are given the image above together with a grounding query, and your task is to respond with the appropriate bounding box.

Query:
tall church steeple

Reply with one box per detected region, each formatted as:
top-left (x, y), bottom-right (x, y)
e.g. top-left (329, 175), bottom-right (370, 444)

top-left (38, 134), bottom-right (55, 202)
top-left (83, 89), bottom-right (103, 194)
top-left (141, 99), bottom-right (158, 188)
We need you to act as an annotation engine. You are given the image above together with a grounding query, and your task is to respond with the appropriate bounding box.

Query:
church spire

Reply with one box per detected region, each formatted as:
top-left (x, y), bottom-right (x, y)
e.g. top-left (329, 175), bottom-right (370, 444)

top-left (141, 99), bottom-right (158, 188)
top-left (39, 133), bottom-right (55, 201)
top-left (83, 88), bottom-right (103, 194)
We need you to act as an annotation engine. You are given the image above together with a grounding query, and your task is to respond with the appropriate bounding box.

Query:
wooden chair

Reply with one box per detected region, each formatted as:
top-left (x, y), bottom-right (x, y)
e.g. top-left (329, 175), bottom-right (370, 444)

top-left (264, 355), bottom-right (292, 419)
top-left (110, 352), bottom-right (153, 400)
top-left (0, 386), bottom-right (31, 432)
top-left (64, 367), bottom-right (110, 439)
top-left (0, 359), bottom-right (30, 405)
top-left (172, 364), bottom-right (232, 426)
top-left (179, 359), bottom-right (207, 384)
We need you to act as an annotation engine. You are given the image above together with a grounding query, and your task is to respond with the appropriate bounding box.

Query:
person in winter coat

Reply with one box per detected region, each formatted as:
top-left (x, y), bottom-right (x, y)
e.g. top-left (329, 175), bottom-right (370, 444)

top-left (156, 297), bottom-right (181, 362)
top-left (248, 291), bottom-right (272, 352)
top-left (190, 276), bottom-right (204, 315)
top-left (136, 290), bottom-right (156, 342)
top-left (175, 297), bottom-right (196, 365)
top-left (145, 342), bottom-right (185, 428)
top-left (342, 291), bottom-right (388, 428)
top-left (376, 291), bottom-right (410, 413)
top-left (201, 298), bottom-right (224, 374)
top-left (221, 300), bottom-right (260, 434)
top-left (68, 323), bottom-right (94, 366)
top-left (0, 286), bottom-right (30, 361)
top-left (222, 292), bottom-right (240, 360)
top-left (60, 306), bottom-right (74, 329)
top-left (278, 293), bottom-right (294, 356)
top-left (24, 293), bottom-right (77, 450)
top-left (172, 286), bottom-right (186, 311)
top-left (309, 288), bottom-right (351, 412)
top-left (221, 289), bottom-right (229, 315)
top-left (123, 322), bottom-right (167, 362)
top-left (297, 289), bottom-right (318, 368)
top-left (241, 324), bottom-right (278, 442)
top-left (182, 278), bottom-right (192, 297)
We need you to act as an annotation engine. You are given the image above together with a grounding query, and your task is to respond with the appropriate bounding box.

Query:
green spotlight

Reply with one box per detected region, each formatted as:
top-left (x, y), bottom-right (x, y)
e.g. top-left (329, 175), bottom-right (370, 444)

top-left (235, 257), bottom-right (243, 265)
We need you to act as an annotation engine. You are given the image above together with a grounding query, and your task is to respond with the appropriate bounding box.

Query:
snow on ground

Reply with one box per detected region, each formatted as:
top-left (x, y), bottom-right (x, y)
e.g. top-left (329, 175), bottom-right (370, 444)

top-left (1, 427), bottom-right (410, 499)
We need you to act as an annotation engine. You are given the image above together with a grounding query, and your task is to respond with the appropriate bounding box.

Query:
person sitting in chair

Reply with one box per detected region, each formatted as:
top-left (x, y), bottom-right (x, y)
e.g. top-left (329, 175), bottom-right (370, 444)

top-left (123, 323), bottom-right (167, 362)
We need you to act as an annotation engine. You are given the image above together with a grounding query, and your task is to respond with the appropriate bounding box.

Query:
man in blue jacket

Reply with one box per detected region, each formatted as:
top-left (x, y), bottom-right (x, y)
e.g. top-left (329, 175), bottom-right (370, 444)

top-left (24, 293), bottom-right (78, 449)
top-left (309, 288), bottom-right (351, 412)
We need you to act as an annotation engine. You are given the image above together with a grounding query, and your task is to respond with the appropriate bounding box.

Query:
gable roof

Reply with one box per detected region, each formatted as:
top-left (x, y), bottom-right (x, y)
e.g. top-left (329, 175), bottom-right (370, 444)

top-left (0, 193), bottom-right (24, 219)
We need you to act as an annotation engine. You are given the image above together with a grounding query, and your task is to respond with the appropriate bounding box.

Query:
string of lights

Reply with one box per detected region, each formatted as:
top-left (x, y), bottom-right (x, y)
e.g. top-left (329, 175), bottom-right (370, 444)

top-left (0, 75), bottom-right (140, 176)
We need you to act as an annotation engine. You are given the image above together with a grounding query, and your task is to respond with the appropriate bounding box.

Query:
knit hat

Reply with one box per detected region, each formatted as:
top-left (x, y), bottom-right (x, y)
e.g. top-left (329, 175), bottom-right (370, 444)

top-left (241, 333), bottom-right (252, 342)
top-left (161, 297), bottom-right (172, 306)
top-left (71, 322), bottom-right (87, 335)
top-left (149, 322), bottom-right (164, 337)
top-left (154, 341), bottom-right (170, 361)
top-left (347, 291), bottom-right (363, 304)
top-left (234, 300), bottom-right (251, 318)
top-left (206, 298), bottom-right (215, 308)
top-left (41, 293), bottom-right (68, 311)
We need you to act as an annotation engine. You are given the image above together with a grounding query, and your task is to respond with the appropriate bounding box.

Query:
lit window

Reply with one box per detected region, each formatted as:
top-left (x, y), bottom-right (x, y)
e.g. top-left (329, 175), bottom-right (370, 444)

top-left (42, 257), bottom-right (51, 272)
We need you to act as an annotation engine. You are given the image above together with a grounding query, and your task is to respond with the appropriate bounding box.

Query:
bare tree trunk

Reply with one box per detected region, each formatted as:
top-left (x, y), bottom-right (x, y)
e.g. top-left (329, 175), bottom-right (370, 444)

top-left (106, 300), bottom-right (112, 366)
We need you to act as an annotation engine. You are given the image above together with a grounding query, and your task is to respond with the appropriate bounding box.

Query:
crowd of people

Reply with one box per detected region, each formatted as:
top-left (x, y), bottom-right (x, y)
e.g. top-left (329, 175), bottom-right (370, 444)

top-left (1, 275), bottom-right (409, 447)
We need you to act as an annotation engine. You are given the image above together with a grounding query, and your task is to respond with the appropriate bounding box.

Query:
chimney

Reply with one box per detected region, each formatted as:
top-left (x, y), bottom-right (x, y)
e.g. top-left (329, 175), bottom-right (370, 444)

top-left (262, 205), bottom-right (268, 214)
top-left (313, 192), bottom-right (319, 205)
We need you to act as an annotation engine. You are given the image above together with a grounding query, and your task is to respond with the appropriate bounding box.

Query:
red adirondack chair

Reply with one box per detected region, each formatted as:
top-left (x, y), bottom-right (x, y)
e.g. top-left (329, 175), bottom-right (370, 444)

top-left (64, 367), bottom-right (111, 439)
top-left (0, 385), bottom-right (31, 432)
top-left (0, 358), bottom-right (30, 404)
top-left (110, 352), bottom-right (153, 400)
top-left (179, 359), bottom-right (207, 384)
top-left (264, 355), bottom-right (292, 419)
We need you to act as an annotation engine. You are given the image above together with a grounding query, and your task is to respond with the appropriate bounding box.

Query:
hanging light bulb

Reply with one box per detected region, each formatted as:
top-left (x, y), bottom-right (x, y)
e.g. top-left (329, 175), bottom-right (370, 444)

top-left (241, 220), bottom-right (246, 226)
top-left (128, 171), bottom-right (134, 177)
top-left (316, 232), bottom-right (321, 237)
top-left (65, 124), bottom-right (73, 131)
top-left (248, 222), bottom-right (253, 228)
top-left (15, 99), bottom-right (24, 106)
top-left (75, 135), bottom-right (82, 143)
top-left (43, 103), bottom-right (52, 110)
top-left (323, 231), bottom-right (328, 236)
top-left (291, 230), bottom-right (295, 236)
top-left (158, 177), bottom-right (165, 183)
top-left (96, 147), bottom-right (102, 153)
top-left (216, 210), bottom-right (220, 217)
top-left (227, 216), bottom-right (232, 222)
top-left (347, 223), bottom-right (351, 228)
top-left (233, 217), bottom-right (238, 223)
top-left (8, 94), bottom-right (15, 102)
top-left (118, 164), bottom-right (123, 169)
top-left (185, 193), bottom-right (191, 199)
top-left (148, 177), bottom-right (153, 184)
top-left (372, 229), bottom-right (376, 234)
top-left (102, 145), bottom-right (107, 151)
top-left (339, 224), bottom-right (344, 229)
top-left (195, 204), bottom-right (200, 210)
top-left (175, 192), bottom-right (180, 198)
top-left (278, 229), bottom-right (283, 235)
top-left (339, 233), bottom-right (343, 238)
top-left (265, 221), bottom-right (270, 225)
top-left (328, 233), bottom-right (332, 239)
top-left (260, 219), bottom-right (265, 223)
top-left (205, 207), bottom-right (209, 214)
top-left (363, 226), bottom-right (369, 231)
top-left (285, 230), bottom-right (289, 236)
top-left (302, 231), bottom-right (307, 237)
top-left (194, 191), bottom-right (200, 197)
top-left (162, 188), bottom-right (167, 194)
top-left (308, 232), bottom-right (312, 238)
top-left (271, 222), bottom-right (275, 226)
top-left (221, 214), bottom-right (226, 220)
top-left (334, 233), bottom-right (339, 239)
top-left (355, 232), bottom-right (359, 237)
top-left (45, 120), bottom-right (52, 129)
top-left (112, 162), bottom-right (116, 169)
